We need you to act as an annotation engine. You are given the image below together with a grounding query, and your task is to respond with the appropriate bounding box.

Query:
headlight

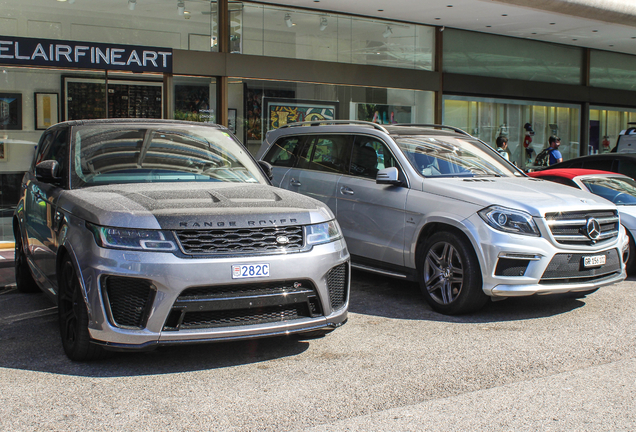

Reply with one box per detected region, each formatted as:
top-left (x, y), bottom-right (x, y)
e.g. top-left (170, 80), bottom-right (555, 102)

top-left (87, 223), bottom-right (177, 251)
top-left (305, 220), bottom-right (342, 245)
top-left (478, 206), bottom-right (540, 236)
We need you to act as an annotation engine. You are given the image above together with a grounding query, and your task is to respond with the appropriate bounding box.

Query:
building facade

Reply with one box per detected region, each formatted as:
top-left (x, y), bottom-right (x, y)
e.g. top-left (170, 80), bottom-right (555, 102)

top-left (2, 0), bottom-right (636, 240)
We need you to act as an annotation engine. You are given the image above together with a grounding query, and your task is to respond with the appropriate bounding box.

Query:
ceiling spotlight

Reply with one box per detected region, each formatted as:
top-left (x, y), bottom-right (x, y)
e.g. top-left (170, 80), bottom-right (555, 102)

top-left (319, 17), bottom-right (328, 31)
top-left (383, 26), bottom-right (392, 38)
top-left (128, 0), bottom-right (136, 10)
top-left (177, 1), bottom-right (185, 16)
top-left (285, 13), bottom-right (293, 28)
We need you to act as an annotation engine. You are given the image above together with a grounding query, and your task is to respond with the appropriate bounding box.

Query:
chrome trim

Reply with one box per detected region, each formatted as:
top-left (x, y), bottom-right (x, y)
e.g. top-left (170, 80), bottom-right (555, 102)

top-left (497, 253), bottom-right (543, 261)
top-left (351, 263), bottom-right (408, 279)
top-left (547, 216), bottom-right (619, 226)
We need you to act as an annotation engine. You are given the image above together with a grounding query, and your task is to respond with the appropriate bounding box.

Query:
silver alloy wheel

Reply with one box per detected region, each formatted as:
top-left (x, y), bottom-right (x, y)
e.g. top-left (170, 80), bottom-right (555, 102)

top-left (423, 241), bottom-right (464, 305)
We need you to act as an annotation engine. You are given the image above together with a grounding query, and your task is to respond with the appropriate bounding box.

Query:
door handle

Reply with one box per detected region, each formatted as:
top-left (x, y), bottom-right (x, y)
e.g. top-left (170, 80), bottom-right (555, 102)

top-left (290, 178), bottom-right (302, 187)
top-left (340, 186), bottom-right (354, 195)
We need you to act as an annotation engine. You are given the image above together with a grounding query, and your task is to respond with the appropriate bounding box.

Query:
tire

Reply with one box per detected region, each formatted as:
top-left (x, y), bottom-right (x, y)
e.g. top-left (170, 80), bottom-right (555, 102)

top-left (14, 230), bottom-right (39, 293)
top-left (58, 255), bottom-right (106, 361)
top-left (417, 231), bottom-right (488, 315)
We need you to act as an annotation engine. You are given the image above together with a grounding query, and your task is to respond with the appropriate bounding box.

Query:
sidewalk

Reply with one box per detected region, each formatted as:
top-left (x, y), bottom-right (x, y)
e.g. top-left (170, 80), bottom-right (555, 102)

top-left (0, 243), bottom-right (15, 287)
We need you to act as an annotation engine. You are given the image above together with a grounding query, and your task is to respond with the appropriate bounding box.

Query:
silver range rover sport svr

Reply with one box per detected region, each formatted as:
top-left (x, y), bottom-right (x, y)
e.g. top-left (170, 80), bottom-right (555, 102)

top-left (14, 119), bottom-right (349, 361)
top-left (258, 121), bottom-right (629, 315)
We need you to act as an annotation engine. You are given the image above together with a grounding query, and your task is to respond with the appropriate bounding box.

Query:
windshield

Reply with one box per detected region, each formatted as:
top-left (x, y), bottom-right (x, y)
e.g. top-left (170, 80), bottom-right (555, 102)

top-left (393, 135), bottom-right (522, 178)
top-left (581, 176), bottom-right (636, 206)
top-left (70, 124), bottom-right (266, 188)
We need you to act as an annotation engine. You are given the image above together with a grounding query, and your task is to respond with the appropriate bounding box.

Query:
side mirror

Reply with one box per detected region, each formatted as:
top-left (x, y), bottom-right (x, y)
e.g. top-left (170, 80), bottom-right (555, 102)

top-left (376, 167), bottom-right (402, 186)
top-left (35, 160), bottom-right (62, 183)
top-left (257, 160), bottom-right (274, 181)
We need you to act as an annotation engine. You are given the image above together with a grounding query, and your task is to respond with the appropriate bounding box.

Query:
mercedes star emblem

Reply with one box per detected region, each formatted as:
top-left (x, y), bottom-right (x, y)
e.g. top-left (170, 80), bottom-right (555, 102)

top-left (586, 218), bottom-right (601, 241)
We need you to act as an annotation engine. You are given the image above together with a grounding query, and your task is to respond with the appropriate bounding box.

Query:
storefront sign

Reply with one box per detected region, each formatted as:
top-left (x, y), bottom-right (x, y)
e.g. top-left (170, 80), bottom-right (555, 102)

top-left (0, 35), bottom-right (172, 73)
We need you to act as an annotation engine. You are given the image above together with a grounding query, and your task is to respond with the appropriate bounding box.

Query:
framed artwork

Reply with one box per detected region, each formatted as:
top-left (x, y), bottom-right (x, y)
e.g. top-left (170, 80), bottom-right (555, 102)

top-left (228, 108), bottom-right (237, 134)
top-left (352, 102), bottom-right (414, 125)
top-left (0, 93), bottom-right (23, 130)
top-left (0, 141), bottom-right (5, 161)
top-left (264, 98), bottom-right (339, 131)
top-left (243, 85), bottom-right (295, 144)
top-left (35, 92), bottom-right (59, 130)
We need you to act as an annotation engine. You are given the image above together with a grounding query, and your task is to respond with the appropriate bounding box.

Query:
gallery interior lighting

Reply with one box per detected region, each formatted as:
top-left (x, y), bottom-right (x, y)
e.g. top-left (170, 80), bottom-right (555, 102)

top-left (177, 1), bottom-right (185, 16)
top-left (285, 13), bottom-right (293, 28)
top-left (319, 17), bottom-right (328, 31)
top-left (383, 26), bottom-right (392, 38)
top-left (128, 0), bottom-right (136, 10)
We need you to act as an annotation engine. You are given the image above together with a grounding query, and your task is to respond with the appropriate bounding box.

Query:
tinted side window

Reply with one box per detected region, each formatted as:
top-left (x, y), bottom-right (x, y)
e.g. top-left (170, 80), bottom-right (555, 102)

top-left (562, 160), bottom-right (583, 168)
top-left (581, 159), bottom-right (613, 172)
top-left (349, 137), bottom-right (397, 179)
top-left (617, 160), bottom-right (636, 179)
top-left (297, 135), bottom-right (352, 174)
top-left (263, 136), bottom-right (304, 167)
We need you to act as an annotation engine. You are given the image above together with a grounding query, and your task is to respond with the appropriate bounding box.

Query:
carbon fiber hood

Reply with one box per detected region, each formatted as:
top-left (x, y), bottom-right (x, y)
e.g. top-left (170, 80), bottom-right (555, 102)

top-left (59, 182), bottom-right (333, 229)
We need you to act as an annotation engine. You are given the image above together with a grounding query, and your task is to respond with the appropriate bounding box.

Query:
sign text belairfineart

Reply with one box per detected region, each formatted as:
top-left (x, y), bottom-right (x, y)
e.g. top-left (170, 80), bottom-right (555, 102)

top-left (0, 35), bottom-right (172, 73)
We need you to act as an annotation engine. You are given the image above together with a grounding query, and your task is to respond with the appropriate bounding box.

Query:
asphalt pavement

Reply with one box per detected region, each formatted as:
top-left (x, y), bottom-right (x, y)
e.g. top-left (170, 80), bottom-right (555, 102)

top-left (0, 270), bottom-right (634, 431)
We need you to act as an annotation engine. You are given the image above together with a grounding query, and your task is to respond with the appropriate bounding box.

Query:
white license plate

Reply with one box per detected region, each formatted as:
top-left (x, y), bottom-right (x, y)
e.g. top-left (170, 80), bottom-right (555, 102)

top-left (583, 254), bottom-right (606, 268)
top-left (232, 263), bottom-right (270, 279)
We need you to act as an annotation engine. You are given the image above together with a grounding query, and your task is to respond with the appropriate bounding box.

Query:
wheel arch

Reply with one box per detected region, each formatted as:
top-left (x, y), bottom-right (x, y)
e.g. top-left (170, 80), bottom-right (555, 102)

top-left (413, 220), bottom-right (484, 275)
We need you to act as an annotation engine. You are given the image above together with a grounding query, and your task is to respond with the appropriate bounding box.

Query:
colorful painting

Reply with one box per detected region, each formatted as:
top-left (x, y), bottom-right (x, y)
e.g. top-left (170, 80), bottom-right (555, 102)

top-left (244, 86), bottom-right (295, 143)
top-left (265, 99), bottom-right (338, 131)
top-left (0, 93), bottom-right (22, 130)
top-left (353, 103), bottom-right (413, 125)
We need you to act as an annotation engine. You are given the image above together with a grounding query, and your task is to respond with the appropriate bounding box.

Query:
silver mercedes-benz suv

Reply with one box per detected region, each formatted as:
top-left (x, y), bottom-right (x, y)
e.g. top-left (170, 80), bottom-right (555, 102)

top-left (14, 119), bottom-right (349, 361)
top-left (258, 121), bottom-right (628, 315)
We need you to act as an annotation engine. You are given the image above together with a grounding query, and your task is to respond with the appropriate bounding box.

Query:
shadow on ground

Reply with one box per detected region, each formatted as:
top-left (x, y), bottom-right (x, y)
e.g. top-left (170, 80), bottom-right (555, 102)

top-left (0, 286), bottom-right (310, 377)
top-left (349, 269), bottom-right (596, 323)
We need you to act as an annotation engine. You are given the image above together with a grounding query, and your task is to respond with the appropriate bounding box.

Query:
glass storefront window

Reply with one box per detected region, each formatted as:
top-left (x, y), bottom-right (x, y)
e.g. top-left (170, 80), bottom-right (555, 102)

top-left (229, 79), bottom-right (435, 155)
top-left (1, 0), bottom-right (218, 52)
top-left (589, 106), bottom-right (636, 154)
top-left (233, 3), bottom-right (434, 70)
top-left (172, 76), bottom-right (217, 123)
top-left (443, 29), bottom-right (583, 85)
top-left (590, 50), bottom-right (636, 91)
top-left (443, 96), bottom-right (580, 169)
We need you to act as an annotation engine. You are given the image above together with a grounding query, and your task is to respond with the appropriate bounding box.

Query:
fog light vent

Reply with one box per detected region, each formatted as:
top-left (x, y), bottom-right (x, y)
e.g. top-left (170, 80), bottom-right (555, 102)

top-left (495, 258), bottom-right (530, 277)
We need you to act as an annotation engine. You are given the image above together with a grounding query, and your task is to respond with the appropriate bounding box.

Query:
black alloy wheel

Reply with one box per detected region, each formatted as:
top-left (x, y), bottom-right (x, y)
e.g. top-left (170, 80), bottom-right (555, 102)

top-left (418, 231), bottom-right (488, 315)
top-left (58, 255), bottom-right (106, 361)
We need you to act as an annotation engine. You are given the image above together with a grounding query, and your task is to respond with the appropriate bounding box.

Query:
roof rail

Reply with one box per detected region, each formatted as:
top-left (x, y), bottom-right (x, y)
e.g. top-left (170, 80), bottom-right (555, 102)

top-left (392, 124), bottom-right (471, 136)
top-left (277, 120), bottom-right (389, 133)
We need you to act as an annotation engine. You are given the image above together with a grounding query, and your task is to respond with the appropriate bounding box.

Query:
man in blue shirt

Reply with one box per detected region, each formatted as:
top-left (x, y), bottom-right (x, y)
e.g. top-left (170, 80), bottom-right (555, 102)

top-left (548, 135), bottom-right (563, 166)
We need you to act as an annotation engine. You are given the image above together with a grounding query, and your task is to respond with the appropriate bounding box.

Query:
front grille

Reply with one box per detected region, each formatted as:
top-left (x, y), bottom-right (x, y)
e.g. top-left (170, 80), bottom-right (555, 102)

top-left (327, 263), bottom-right (348, 310)
top-left (179, 305), bottom-right (309, 329)
top-left (540, 248), bottom-right (621, 284)
top-left (102, 276), bottom-right (155, 328)
top-left (163, 279), bottom-right (323, 331)
top-left (546, 210), bottom-right (619, 245)
top-left (175, 226), bottom-right (304, 255)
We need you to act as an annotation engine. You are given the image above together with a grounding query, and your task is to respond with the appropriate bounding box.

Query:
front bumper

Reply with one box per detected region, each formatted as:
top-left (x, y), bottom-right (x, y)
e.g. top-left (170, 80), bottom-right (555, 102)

top-left (71, 235), bottom-right (350, 349)
top-left (464, 213), bottom-right (628, 297)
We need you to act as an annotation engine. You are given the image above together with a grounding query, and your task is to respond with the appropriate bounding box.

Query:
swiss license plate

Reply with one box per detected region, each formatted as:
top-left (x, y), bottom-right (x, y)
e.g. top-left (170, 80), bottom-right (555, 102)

top-left (583, 254), bottom-right (606, 268)
top-left (232, 263), bottom-right (270, 279)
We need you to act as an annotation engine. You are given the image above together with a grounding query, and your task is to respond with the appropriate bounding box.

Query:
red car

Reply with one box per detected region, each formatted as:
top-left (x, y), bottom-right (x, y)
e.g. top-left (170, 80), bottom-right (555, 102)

top-left (528, 168), bottom-right (636, 273)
